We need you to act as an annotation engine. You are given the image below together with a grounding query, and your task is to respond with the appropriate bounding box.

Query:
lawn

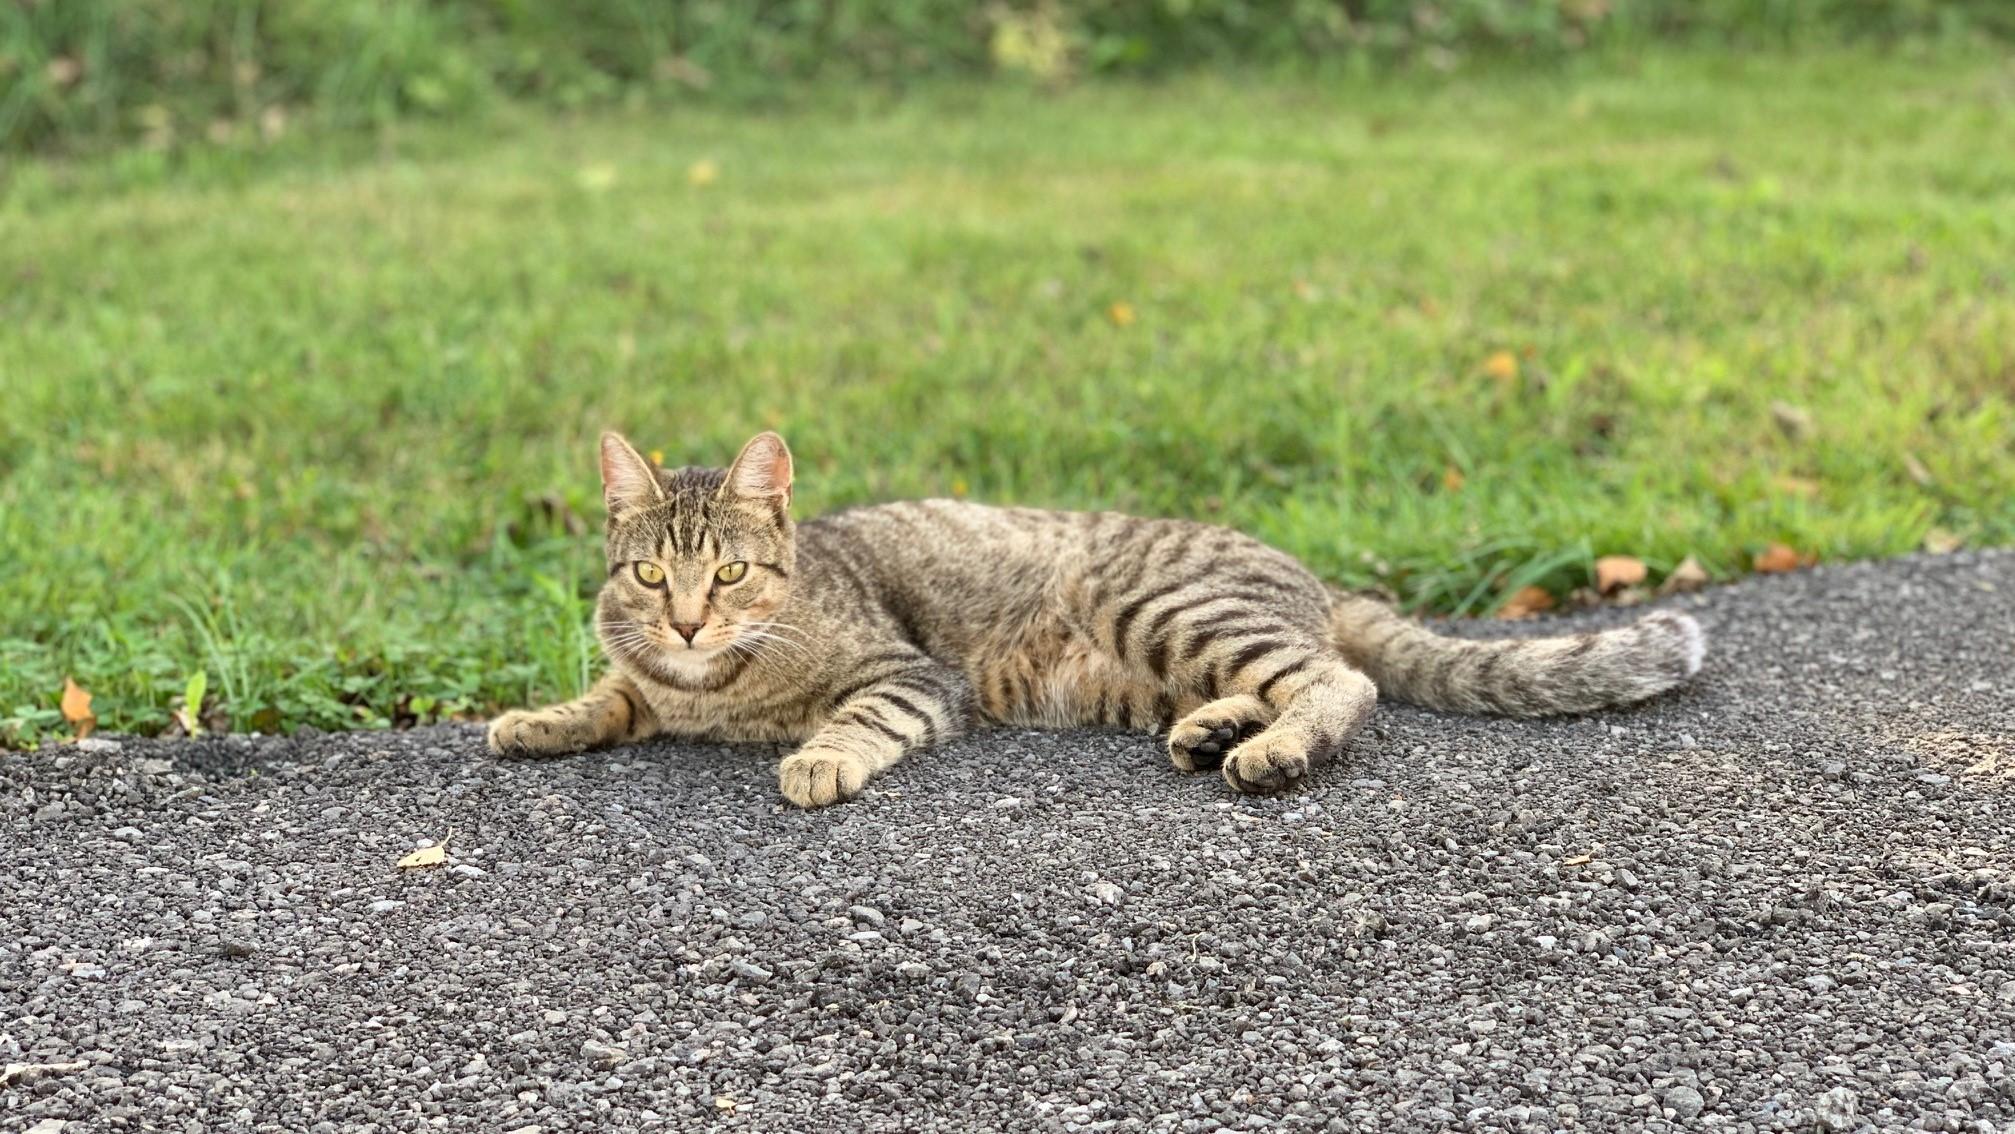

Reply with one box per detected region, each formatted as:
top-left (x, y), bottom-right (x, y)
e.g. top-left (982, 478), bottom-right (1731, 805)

top-left (3, 50), bottom-right (2011, 744)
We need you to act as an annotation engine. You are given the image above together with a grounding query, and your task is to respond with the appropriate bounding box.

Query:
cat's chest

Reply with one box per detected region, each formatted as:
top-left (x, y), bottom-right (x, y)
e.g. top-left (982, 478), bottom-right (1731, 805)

top-left (619, 660), bottom-right (824, 743)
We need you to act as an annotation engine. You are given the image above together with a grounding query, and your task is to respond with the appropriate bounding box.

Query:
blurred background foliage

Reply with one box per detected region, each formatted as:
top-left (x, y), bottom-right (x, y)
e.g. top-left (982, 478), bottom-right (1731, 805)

top-left (5, 0), bottom-right (2013, 153)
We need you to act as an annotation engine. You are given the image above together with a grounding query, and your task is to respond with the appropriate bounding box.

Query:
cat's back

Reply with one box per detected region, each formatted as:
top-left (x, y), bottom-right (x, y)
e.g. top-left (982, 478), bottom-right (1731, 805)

top-left (793, 499), bottom-right (1116, 635)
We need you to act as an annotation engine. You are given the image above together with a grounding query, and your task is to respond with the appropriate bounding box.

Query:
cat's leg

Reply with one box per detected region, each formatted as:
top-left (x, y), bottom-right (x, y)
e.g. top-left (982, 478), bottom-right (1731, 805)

top-left (1216, 655), bottom-right (1376, 793)
top-left (1123, 605), bottom-right (1374, 791)
top-left (781, 661), bottom-right (976, 808)
top-left (487, 673), bottom-right (657, 756)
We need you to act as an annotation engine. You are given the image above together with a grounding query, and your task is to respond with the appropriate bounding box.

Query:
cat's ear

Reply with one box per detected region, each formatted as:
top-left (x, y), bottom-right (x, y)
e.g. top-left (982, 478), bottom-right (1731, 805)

top-left (600, 432), bottom-right (664, 519)
top-left (723, 431), bottom-right (793, 509)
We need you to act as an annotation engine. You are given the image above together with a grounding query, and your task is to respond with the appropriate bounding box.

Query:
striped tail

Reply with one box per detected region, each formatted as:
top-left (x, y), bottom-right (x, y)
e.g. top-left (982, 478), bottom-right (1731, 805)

top-left (1327, 594), bottom-right (1705, 717)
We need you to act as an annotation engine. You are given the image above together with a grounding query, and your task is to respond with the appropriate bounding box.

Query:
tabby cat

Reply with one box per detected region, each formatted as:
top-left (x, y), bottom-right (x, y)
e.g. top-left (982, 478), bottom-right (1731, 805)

top-left (487, 432), bottom-right (1706, 807)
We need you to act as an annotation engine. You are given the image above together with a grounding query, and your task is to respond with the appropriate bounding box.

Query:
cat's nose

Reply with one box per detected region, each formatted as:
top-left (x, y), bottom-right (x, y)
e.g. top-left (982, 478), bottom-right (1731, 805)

top-left (670, 622), bottom-right (703, 644)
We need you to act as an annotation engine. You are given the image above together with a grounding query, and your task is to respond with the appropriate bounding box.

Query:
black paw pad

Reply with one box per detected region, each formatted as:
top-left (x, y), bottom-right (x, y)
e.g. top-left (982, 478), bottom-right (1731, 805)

top-left (1177, 723), bottom-right (1257, 770)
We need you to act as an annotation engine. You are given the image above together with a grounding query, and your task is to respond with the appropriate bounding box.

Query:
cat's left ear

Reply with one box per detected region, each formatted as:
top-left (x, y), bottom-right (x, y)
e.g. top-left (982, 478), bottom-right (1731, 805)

top-left (724, 431), bottom-right (793, 510)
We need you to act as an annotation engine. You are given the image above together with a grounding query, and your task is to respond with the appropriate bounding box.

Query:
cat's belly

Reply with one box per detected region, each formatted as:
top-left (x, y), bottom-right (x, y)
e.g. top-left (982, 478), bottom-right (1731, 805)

top-left (972, 617), bottom-right (1195, 732)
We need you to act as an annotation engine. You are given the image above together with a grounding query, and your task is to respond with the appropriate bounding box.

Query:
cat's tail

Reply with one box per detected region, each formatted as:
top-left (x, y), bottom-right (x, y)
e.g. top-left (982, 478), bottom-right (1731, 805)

top-left (1326, 593), bottom-right (1704, 717)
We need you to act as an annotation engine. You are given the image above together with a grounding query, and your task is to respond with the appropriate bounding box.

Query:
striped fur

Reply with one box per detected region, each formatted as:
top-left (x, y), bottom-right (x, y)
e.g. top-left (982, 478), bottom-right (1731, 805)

top-left (489, 432), bottom-right (1707, 806)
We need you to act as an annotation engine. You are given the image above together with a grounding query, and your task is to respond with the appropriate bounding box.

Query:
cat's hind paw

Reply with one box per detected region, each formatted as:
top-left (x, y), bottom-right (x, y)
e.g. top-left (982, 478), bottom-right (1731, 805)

top-left (1167, 695), bottom-right (1274, 773)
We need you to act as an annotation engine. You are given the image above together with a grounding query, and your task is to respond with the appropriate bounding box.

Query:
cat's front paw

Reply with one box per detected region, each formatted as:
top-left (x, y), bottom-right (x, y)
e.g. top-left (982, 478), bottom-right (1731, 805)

top-left (487, 709), bottom-right (587, 757)
top-left (778, 747), bottom-right (869, 808)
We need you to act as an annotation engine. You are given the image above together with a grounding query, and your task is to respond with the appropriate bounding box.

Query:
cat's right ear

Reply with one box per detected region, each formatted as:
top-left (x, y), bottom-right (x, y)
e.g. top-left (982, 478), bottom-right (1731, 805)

top-left (600, 432), bottom-right (664, 520)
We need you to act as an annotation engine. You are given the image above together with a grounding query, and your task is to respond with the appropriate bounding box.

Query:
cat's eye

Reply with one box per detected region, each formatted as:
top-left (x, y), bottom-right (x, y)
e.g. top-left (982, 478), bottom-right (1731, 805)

top-left (715, 561), bottom-right (747, 585)
top-left (633, 562), bottom-right (665, 586)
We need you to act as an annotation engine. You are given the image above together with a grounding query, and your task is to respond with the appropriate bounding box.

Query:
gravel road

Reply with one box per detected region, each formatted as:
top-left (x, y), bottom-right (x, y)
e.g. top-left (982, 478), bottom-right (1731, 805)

top-left (5, 551), bottom-right (2013, 1133)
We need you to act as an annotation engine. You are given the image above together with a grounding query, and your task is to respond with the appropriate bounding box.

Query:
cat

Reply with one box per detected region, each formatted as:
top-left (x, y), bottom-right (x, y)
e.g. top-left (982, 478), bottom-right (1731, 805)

top-left (487, 431), bottom-right (1706, 807)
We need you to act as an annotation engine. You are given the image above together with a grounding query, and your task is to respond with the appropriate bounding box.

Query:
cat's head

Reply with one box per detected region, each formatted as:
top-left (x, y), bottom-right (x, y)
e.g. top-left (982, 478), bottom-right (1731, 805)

top-left (594, 430), bottom-right (797, 670)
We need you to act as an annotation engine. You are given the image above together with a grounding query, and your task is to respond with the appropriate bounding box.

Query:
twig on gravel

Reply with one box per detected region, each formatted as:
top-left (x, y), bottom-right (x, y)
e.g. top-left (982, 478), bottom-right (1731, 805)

top-left (0, 1059), bottom-right (90, 1086)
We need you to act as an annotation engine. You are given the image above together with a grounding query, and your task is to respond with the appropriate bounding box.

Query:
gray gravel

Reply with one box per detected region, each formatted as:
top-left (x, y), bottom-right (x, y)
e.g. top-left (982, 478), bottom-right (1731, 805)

top-left (5, 551), bottom-right (2014, 1133)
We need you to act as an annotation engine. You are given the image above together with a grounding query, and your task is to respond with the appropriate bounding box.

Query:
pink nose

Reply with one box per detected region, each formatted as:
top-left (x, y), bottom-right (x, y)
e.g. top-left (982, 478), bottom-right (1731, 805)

top-left (671, 622), bottom-right (703, 644)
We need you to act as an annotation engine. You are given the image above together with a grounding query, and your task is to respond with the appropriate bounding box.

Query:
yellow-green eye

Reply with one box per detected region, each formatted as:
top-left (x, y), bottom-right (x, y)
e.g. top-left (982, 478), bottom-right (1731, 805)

top-left (633, 562), bottom-right (665, 586)
top-left (715, 561), bottom-right (747, 585)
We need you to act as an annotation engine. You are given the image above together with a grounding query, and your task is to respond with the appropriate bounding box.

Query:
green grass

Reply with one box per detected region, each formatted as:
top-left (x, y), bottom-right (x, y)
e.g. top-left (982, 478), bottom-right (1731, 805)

top-left (3, 50), bottom-right (2012, 745)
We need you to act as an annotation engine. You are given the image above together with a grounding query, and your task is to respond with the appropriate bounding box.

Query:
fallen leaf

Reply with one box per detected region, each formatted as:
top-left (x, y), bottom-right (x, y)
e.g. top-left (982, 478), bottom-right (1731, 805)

top-left (1768, 401), bottom-right (1813, 440)
top-left (1660, 555), bottom-right (1710, 594)
top-left (1440, 465), bottom-right (1465, 493)
top-left (1902, 452), bottom-right (1934, 488)
top-left (687, 158), bottom-right (719, 187)
top-left (1106, 301), bottom-right (1136, 327)
top-left (1482, 350), bottom-right (1518, 382)
top-left (715, 1096), bottom-right (739, 1113)
top-left (1923, 528), bottom-right (1963, 555)
top-left (1593, 555), bottom-right (1646, 595)
top-left (398, 845), bottom-right (445, 869)
top-left (1753, 544), bottom-right (1812, 574)
top-left (398, 830), bottom-right (453, 870)
top-left (1561, 853), bottom-right (1594, 867)
top-left (576, 163), bottom-right (618, 192)
top-left (1497, 585), bottom-right (1555, 620)
top-left (60, 677), bottom-right (95, 741)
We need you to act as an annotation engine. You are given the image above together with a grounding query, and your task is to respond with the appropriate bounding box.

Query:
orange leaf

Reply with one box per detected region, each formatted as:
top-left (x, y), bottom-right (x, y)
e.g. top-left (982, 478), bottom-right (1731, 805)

top-left (1483, 351), bottom-right (1518, 382)
top-left (1593, 555), bottom-right (1646, 595)
top-left (1497, 585), bottom-right (1555, 620)
top-left (1106, 301), bottom-right (1136, 328)
top-left (1659, 555), bottom-right (1709, 595)
top-left (61, 677), bottom-right (96, 741)
top-left (1440, 465), bottom-right (1465, 493)
top-left (1753, 544), bottom-right (1811, 574)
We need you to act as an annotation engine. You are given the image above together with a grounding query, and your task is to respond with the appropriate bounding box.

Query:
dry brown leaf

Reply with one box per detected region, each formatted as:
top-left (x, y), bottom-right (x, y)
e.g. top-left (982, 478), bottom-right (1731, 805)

top-left (1498, 585), bottom-right (1555, 620)
top-left (1769, 401), bottom-right (1813, 440)
top-left (397, 829), bottom-right (453, 870)
top-left (60, 677), bottom-right (95, 741)
top-left (1561, 853), bottom-right (1594, 867)
top-left (1903, 452), bottom-right (1934, 488)
top-left (1923, 528), bottom-right (1963, 555)
top-left (1106, 301), bottom-right (1136, 328)
top-left (1483, 350), bottom-right (1518, 382)
top-left (1753, 544), bottom-right (1812, 574)
top-left (1660, 555), bottom-right (1710, 595)
top-left (1441, 465), bottom-right (1466, 493)
top-left (1593, 555), bottom-right (1647, 595)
